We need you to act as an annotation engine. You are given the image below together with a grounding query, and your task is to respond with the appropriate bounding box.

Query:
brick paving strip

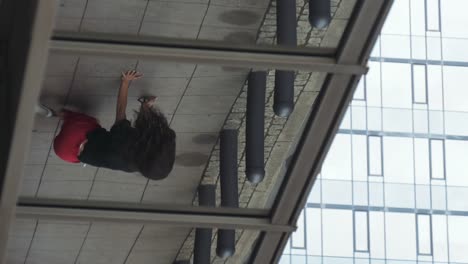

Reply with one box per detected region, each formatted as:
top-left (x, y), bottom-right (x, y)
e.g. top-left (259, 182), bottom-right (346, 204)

top-left (175, 0), bottom-right (355, 262)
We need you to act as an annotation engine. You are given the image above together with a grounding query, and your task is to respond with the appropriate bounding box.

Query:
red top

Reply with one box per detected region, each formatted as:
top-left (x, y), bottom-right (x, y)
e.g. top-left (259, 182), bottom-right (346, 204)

top-left (53, 110), bottom-right (101, 163)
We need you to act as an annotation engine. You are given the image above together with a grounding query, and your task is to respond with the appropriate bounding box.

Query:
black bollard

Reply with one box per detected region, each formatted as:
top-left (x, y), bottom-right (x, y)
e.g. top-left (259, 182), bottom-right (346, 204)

top-left (276, 0), bottom-right (297, 46)
top-left (246, 71), bottom-right (267, 183)
top-left (217, 129), bottom-right (238, 258)
top-left (194, 185), bottom-right (215, 264)
top-left (274, 70), bottom-right (295, 117)
top-left (309, 0), bottom-right (331, 29)
top-left (275, 0), bottom-right (297, 117)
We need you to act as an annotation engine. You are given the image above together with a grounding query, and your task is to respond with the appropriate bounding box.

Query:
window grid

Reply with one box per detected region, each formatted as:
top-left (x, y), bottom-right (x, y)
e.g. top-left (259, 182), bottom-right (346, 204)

top-left (281, 0), bottom-right (468, 262)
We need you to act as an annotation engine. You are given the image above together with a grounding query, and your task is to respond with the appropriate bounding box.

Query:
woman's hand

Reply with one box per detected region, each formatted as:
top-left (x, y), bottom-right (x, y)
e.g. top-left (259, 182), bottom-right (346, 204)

top-left (121, 70), bottom-right (143, 82)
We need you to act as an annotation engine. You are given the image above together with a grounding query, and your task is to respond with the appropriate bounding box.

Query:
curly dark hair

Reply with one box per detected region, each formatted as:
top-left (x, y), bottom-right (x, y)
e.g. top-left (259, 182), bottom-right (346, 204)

top-left (127, 105), bottom-right (176, 180)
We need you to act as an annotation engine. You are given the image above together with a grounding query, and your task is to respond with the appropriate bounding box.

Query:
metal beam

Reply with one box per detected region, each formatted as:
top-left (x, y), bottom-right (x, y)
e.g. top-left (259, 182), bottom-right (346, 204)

top-left (0, 1), bottom-right (56, 263)
top-left (17, 197), bottom-right (269, 218)
top-left (49, 33), bottom-right (367, 74)
top-left (248, 0), bottom-right (394, 263)
top-left (53, 31), bottom-right (336, 57)
top-left (15, 206), bottom-right (294, 233)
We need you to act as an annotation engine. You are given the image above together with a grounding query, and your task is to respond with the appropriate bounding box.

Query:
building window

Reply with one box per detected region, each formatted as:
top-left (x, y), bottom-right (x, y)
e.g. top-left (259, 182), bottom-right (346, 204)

top-left (368, 136), bottom-right (383, 176)
top-left (412, 64), bottom-right (428, 104)
top-left (354, 210), bottom-right (369, 252)
top-left (354, 77), bottom-right (366, 101)
top-left (425, 0), bottom-right (441, 32)
top-left (429, 139), bottom-right (446, 180)
top-left (417, 214), bottom-right (433, 255)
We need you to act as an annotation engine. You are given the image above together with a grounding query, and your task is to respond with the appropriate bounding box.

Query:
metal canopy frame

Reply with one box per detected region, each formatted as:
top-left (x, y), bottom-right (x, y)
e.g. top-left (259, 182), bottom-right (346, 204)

top-left (0, 0), bottom-right (393, 263)
top-left (0, 1), bottom-right (56, 263)
top-left (50, 33), bottom-right (367, 74)
top-left (16, 206), bottom-right (292, 232)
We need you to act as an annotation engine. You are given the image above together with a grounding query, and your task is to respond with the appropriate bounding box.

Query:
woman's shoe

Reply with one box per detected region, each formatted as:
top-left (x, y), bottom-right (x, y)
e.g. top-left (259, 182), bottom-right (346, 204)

top-left (35, 103), bottom-right (55, 118)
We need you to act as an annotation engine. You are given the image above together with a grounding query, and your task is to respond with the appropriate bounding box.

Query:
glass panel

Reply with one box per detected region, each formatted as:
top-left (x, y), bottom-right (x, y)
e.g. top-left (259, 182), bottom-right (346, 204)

top-left (279, 255), bottom-right (291, 264)
top-left (354, 211), bottom-right (369, 252)
top-left (322, 209), bottom-right (353, 257)
top-left (447, 186), bottom-right (468, 211)
top-left (365, 62), bottom-right (382, 108)
top-left (432, 215), bottom-right (448, 262)
top-left (427, 37), bottom-right (442, 60)
top-left (340, 107), bottom-right (351, 130)
top-left (385, 212), bottom-right (417, 260)
top-left (431, 185), bottom-right (446, 210)
top-left (367, 107), bottom-right (382, 131)
top-left (383, 137), bottom-right (414, 184)
top-left (426, 0), bottom-right (441, 31)
top-left (430, 139), bottom-right (445, 180)
top-left (308, 180), bottom-right (321, 204)
top-left (385, 183), bottom-right (415, 208)
top-left (412, 64), bottom-right (427, 104)
top-left (442, 38), bottom-right (468, 62)
top-left (448, 216), bottom-right (468, 263)
top-left (352, 135), bottom-right (368, 181)
top-left (444, 66), bottom-right (468, 112)
top-left (382, 62), bottom-right (412, 109)
top-left (353, 181), bottom-right (368, 206)
top-left (290, 254), bottom-right (307, 264)
top-left (291, 210), bottom-right (306, 248)
top-left (322, 134), bottom-right (352, 180)
top-left (415, 184), bottom-right (431, 209)
top-left (383, 108), bottom-right (413, 133)
top-left (323, 256), bottom-right (354, 264)
top-left (351, 106), bottom-right (367, 130)
top-left (411, 36), bottom-right (426, 60)
top-left (427, 65), bottom-right (443, 111)
top-left (322, 180), bottom-right (352, 205)
top-left (308, 255), bottom-right (322, 264)
top-left (369, 182), bottom-right (384, 207)
top-left (380, 35), bottom-right (411, 59)
top-left (417, 214), bottom-right (432, 255)
top-left (414, 138), bottom-right (430, 184)
top-left (410, 0), bottom-right (426, 36)
top-left (445, 140), bottom-right (468, 186)
top-left (369, 212), bottom-right (385, 259)
top-left (445, 111), bottom-right (468, 136)
top-left (381, 0), bottom-right (410, 35)
top-left (368, 136), bottom-right (382, 176)
top-left (305, 208), bottom-right (322, 255)
top-left (354, 78), bottom-right (366, 101)
top-left (429, 110), bottom-right (444, 135)
top-left (413, 109), bottom-right (428, 134)
top-left (355, 257), bottom-right (370, 264)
